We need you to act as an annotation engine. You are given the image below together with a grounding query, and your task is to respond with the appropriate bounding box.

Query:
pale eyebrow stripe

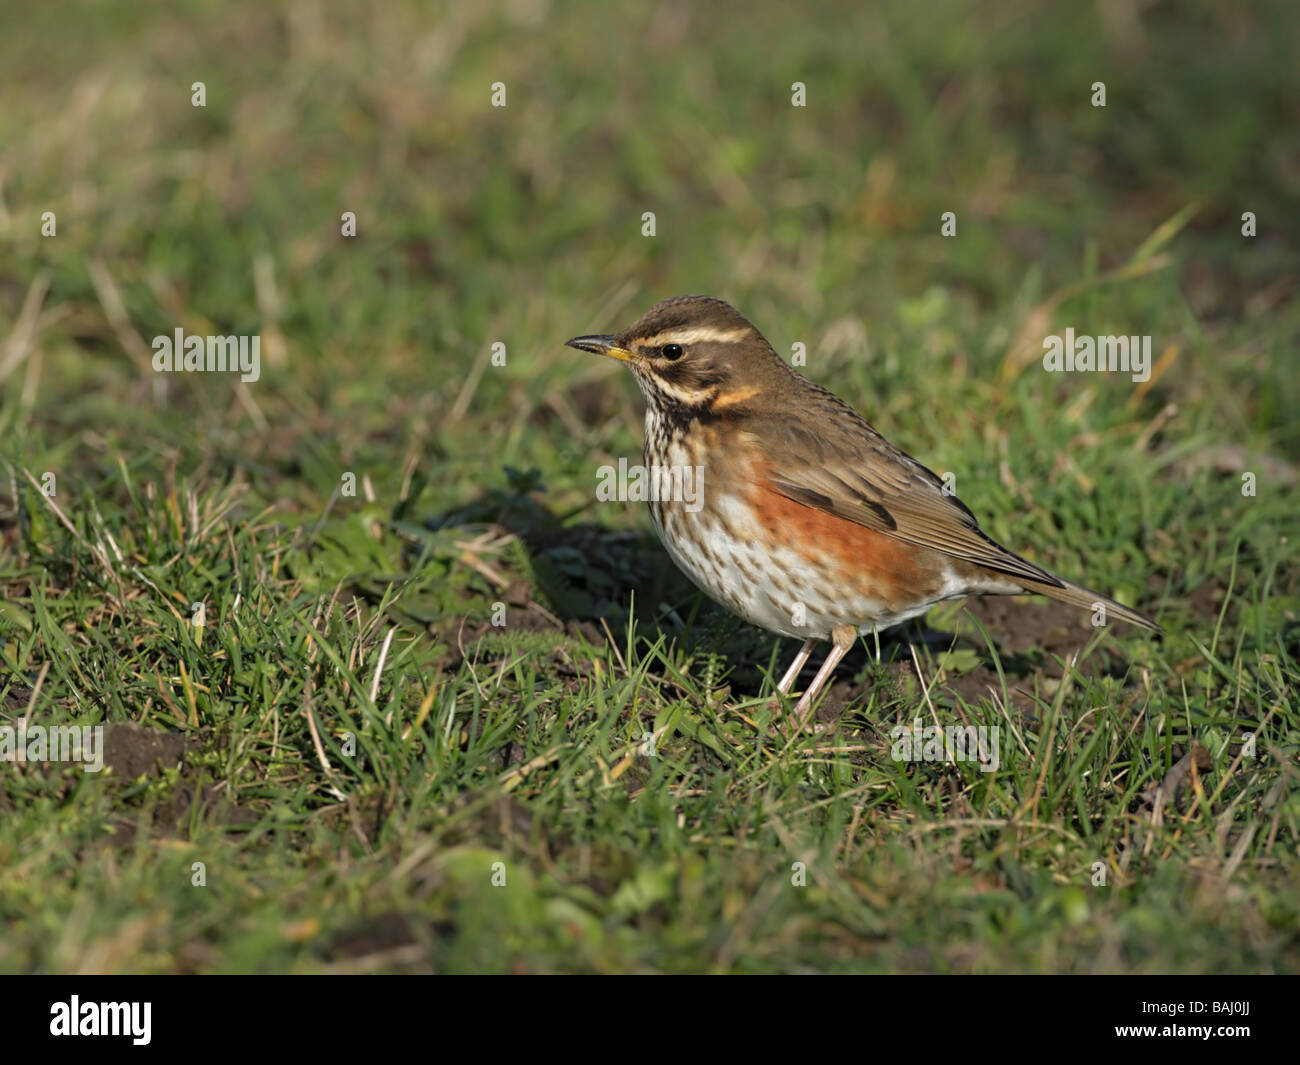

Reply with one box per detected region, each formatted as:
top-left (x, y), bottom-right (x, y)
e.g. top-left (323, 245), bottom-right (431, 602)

top-left (635, 325), bottom-right (752, 348)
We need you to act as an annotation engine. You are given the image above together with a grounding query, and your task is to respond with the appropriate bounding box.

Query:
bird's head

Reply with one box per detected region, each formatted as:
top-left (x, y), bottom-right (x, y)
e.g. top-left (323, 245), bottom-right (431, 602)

top-left (566, 295), bottom-right (789, 414)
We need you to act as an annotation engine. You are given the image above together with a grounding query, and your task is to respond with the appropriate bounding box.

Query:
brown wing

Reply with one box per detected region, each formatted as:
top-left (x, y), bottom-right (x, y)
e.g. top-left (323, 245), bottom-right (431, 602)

top-left (750, 382), bottom-right (1064, 590)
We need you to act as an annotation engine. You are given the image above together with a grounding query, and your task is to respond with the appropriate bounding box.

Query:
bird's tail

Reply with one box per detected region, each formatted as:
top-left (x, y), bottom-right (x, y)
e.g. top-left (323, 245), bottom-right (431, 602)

top-left (1016, 576), bottom-right (1162, 633)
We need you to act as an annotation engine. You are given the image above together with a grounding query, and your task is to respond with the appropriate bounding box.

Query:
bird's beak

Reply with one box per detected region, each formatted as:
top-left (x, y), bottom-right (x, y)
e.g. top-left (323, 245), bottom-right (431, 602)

top-left (565, 334), bottom-right (637, 362)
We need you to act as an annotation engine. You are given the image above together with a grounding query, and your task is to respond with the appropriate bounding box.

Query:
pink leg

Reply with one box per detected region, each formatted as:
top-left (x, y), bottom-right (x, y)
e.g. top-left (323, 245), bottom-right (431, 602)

top-left (791, 626), bottom-right (857, 722)
top-left (775, 638), bottom-right (817, 695)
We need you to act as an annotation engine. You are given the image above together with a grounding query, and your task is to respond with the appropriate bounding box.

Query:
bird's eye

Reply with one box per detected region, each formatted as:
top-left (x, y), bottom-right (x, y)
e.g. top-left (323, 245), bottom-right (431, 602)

top-left (661, 343), bottom-right (684, 360)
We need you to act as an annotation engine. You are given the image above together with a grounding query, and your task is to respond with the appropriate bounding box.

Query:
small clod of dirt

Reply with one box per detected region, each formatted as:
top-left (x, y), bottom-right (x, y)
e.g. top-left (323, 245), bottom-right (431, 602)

top-left (101, 723), bottom-right (257, 843)
top-left (102, 723), bottom-right (193, 780)
top-left (501, 579), bottom-right (533, 606)
top-left (918, 596), bottom-right (1127, 716)
top-left (815, 595), bottom-right (1145, 728)
top-left (961, 595), bottom-right (1098, 655)
top-left (1186, 579), bottom-right (1229, 622)
top-left (331, 913), bottom-right (423, 958)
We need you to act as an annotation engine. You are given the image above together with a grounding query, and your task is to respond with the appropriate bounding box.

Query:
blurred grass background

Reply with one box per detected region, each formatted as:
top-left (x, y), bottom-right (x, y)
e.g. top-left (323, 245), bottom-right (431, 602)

top-left (0, 0), bottom-right (1297, 973)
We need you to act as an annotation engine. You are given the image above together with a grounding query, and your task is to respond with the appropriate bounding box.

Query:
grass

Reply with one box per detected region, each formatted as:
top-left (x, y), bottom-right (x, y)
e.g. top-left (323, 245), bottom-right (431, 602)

top-left (0, 0), bottom-right (1297, 973)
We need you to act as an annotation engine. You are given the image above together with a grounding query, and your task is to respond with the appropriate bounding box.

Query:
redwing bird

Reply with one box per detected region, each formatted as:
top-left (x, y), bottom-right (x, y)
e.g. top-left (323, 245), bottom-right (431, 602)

top-left (568, 295), bottom-right (1160, 722)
